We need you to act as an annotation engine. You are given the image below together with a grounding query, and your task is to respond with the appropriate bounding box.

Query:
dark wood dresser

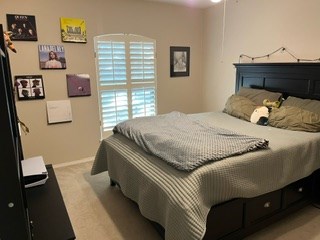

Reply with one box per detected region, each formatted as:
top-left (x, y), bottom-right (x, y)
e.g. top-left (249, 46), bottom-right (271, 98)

top-left (26, 165), bottom-right (75, 240)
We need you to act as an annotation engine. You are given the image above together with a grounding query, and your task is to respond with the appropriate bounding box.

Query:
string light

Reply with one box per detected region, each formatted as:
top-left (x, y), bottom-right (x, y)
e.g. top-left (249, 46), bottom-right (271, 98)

top-left (239, 47), bottom-right (320, 63)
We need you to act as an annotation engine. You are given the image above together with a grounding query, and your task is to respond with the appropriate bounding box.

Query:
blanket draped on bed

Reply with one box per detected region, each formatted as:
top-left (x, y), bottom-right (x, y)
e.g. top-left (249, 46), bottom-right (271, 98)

top-left (113, 111), bottom-right (269, 171)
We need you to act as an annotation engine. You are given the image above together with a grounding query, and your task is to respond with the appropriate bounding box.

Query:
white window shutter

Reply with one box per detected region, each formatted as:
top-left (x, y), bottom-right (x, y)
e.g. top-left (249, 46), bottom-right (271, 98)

top-left (95, 34), bottom-right (157, 139)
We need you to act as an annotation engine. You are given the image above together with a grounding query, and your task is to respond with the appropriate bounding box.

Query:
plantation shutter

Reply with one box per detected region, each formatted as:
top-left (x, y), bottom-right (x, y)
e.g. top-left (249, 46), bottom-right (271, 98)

top-left (95, 34), bottom-right (157, 139)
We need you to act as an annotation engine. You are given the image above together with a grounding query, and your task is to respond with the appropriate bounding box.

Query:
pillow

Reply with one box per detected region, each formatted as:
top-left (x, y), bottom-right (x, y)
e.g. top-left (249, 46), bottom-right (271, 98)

top-left (237, 87), bottom-right (282, 106)
top-left (282, 96), bottom-right (320, 115)
top-left (269, 106), bottom-right (320, 132)
top-left (223, 95), bottom-right (257, 121)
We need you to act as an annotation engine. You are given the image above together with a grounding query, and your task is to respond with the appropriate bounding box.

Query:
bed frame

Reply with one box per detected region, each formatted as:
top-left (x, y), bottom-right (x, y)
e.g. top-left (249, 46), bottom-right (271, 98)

top-left (204, 63), bottom-right (320, 240)
top-left (111, 63), bottom-right (320, 240)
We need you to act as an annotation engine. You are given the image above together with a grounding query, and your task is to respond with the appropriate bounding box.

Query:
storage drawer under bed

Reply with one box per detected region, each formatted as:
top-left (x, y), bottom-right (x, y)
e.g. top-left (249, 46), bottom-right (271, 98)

top-left (245, 190), bottom-right (282, 225)
top-left (282, 176), bottom-right (312, 208)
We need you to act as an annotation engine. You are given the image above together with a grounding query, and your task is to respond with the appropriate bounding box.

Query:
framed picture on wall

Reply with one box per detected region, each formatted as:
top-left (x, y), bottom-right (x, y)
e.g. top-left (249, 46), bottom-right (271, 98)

top-left (6, 14), bottom-right (38, 41)
top-left (38, 45), bottom-right (67, 69)
top-left (170, 46), bottom-right (190, 77)
top-left (60, 17), bottom-right (87, 43)
top-left (15, 75), bottom-right (45, 100)
top-left (66, 74), bottom-right (91, 97)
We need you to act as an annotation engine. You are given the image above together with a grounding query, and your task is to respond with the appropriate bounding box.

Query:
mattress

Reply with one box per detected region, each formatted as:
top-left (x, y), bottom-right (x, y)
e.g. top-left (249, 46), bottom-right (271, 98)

top-left (91, 112), bottom-right (320, 240)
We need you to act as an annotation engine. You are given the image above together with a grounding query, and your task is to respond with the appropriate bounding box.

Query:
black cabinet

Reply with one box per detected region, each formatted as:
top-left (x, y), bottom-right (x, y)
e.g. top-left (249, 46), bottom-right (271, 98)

top-left (0, 24), bottom-right (75, 240)
top-left (26, 165), bottom-right (75, 240)
top-left (0, 24), bottom-right (32, 240)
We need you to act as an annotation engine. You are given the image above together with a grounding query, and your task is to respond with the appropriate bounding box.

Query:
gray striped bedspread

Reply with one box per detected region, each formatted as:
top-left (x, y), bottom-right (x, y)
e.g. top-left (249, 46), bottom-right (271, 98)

top-left (113, 111), bottom-right (269, 171)
top-left (91, 112), bottom-right (320, 240)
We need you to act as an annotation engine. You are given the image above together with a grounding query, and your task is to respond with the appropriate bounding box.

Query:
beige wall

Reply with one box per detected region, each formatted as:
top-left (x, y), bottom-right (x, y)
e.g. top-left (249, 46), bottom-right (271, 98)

top-left (203, 0), bottom-right (320, 111)
top-left (5, 0), bottom-right (317, 165)
top-left (0, 0), bottom-right (204, 164)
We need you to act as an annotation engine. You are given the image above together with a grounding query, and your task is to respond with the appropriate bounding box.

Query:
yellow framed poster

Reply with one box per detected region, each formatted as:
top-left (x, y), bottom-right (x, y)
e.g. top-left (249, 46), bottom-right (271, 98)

top-left (60, 17), bottom-right (87, 43)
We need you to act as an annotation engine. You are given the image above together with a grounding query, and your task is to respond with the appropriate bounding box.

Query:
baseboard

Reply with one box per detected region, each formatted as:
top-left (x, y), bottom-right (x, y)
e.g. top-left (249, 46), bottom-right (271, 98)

top-left (53, 157), bottom-right (94, 169)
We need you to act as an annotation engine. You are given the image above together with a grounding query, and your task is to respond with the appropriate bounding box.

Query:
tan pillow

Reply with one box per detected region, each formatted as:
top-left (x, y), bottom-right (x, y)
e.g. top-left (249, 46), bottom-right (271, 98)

top-left (237, 87), bottom-right (282, 106)
top-left (269, 106), bottom-right (320, 132)
top-left (282, 96), bottom-right (320, 115)
top-left (223, 95), bottom-right (257, 121)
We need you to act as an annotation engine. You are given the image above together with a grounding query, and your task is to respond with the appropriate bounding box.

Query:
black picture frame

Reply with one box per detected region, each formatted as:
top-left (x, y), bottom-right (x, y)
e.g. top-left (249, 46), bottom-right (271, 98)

top-left (170, 46), bottom-right (190, 77)
top-left (6, 14), bottom-right (38, 41)
top-left (15, 75), bottom-right (45, 100)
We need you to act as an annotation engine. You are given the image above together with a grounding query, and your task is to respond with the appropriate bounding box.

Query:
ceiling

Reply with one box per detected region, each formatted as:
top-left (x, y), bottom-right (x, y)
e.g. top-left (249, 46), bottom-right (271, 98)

top-left (145, 0), bottom-right (220, 9)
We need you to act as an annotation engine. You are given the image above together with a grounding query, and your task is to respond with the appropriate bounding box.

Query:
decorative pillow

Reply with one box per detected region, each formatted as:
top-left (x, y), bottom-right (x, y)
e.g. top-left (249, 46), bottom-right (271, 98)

top-left (237, 87), bottom-right (282, 106)
top-left (223, 95), bottom-right (257, 121)
top-left (282, 96), bottom-right (320, 115)
top-left (269, 106), bottom-right (320, 132)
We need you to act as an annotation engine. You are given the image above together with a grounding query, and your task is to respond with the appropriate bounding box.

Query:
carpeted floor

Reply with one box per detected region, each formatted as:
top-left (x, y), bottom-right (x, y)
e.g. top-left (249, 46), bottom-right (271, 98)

top-left (54, 161), bottom-right (320, 240)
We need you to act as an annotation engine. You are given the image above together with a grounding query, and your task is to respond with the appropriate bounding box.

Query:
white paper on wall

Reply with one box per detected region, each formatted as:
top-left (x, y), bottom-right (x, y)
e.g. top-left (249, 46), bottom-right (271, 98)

top-left (46, 100), bottom-right (72, 124)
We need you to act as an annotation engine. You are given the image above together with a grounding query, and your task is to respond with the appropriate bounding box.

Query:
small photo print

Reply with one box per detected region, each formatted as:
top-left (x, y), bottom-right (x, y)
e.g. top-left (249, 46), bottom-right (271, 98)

top-left (6, 14), bottom-right (38, 41)
top-left (60, 17), bottom-right (87, 43)
top-left (38, 45), bottom-right (66, 69)
top-left (15, 75), bottom-right (45, 100)
top-left (66, 74), bottom-right (91, 97)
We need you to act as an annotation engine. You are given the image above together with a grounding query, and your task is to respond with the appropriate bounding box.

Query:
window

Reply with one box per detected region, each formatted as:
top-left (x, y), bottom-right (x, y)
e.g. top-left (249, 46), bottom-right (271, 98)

top-left (94, 34), bottom-right (157, 139)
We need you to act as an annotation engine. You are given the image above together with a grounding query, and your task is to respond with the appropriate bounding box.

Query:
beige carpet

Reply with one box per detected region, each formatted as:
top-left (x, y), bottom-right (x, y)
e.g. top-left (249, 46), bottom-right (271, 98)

top-left (54, 161), bottom-right (320, 240)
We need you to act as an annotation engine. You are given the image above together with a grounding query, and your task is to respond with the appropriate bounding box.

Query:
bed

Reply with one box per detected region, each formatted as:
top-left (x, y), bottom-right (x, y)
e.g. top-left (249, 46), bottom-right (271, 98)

top-left (91, 63), bottom-right (320, 240)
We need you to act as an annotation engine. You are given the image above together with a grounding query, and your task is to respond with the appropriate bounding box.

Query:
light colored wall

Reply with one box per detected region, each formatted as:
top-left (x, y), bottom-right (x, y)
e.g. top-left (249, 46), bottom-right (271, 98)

top-left (203, 0), bottom-right (320, 111)
top-left (0, 0), bottom-right (204, 164)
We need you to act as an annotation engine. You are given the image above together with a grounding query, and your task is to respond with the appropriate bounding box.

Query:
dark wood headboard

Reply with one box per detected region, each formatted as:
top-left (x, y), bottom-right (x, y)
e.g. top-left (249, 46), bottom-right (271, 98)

top-left (234, 63), bottom-right (320, 100)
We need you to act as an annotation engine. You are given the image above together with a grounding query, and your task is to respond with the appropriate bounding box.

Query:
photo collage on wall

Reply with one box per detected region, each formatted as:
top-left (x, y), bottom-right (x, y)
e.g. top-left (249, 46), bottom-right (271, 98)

top-left (6, 13), bottom-right (91, 105)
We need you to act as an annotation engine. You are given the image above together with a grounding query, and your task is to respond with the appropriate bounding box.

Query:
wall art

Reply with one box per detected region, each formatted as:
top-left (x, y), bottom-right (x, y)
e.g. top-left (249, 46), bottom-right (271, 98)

top-left (38, 44), bottom-right (66, 69)
top-left (15, 75), bottom-right (45, 100)
top-left (6, 14), bottom-right (38, 41)
top-left (46, 100), bottom-right (72, 124)
top-left (170, 46), bottom-right (190, 77)
top-left (60, 17), bottom-right (87, 43)
top-left (66, 74), bottom-right (91, 97)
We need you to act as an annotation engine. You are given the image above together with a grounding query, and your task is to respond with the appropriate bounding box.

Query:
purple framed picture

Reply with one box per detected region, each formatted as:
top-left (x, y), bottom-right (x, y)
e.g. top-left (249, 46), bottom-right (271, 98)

top-left (66, 74), bottom-right (91, 97)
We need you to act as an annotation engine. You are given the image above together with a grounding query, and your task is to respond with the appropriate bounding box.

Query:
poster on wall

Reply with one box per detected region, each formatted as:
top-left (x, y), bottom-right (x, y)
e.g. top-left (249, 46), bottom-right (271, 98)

top-left (66, 74), bottom-right (91, 97)
top-left (170, 46), bottom-right (190, 77)
top-left (6, 14), bottom-right (38, 41)
top-left (38, 45), bottom-right (67, 69)
top-left (60, 17), bottom-right (87, 43)
top-left (15, 75), bottom-right (45, 100)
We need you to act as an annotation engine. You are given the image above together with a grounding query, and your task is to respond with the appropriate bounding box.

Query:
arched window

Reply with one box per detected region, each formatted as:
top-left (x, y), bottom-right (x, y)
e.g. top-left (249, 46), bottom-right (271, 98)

top-left (94, 34), bottom-right (157, 139)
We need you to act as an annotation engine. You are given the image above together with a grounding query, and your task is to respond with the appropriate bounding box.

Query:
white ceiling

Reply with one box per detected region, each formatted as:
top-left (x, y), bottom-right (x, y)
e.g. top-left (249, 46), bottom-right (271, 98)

top-left (145, 0), bottom-right (220, 9)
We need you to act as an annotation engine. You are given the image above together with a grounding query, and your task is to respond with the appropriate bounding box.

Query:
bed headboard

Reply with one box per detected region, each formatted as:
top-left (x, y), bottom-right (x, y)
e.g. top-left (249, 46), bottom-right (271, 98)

top-left (234, 63), bottom-right (320, 100)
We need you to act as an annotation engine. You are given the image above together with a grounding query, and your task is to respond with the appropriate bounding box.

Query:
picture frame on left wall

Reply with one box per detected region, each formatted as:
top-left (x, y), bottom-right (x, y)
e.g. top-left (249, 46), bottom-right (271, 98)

top-left (60, 17), bottom-right (87, 43)
top-left (6, 14), bottom-right (38, 41)
top-left (38, 45), bottom-right (67, 69)
top-left (15, 75), bottom-right (45, 100)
